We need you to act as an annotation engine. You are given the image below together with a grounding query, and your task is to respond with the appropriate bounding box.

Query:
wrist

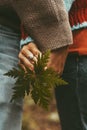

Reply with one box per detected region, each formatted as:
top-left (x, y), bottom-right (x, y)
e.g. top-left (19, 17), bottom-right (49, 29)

top-left (20, 36), bottom-right (34, 49)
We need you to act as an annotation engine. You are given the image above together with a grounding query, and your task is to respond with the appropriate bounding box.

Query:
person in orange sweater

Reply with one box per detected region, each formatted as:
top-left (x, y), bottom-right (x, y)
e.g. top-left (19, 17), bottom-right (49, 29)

top-left (20, 0), bottom-right (87, 130)
top-left (55, 0), bottom-right (87, 130)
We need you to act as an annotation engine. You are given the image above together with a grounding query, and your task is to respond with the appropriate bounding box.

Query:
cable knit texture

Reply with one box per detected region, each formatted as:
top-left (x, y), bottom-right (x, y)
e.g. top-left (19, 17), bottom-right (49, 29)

top-left (0, 0), bottom-right (72, 52)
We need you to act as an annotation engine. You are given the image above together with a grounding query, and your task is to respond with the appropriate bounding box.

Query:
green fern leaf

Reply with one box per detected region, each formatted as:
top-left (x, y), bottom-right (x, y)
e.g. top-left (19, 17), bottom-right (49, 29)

top-left (4, 50), bottom-right (67, 110)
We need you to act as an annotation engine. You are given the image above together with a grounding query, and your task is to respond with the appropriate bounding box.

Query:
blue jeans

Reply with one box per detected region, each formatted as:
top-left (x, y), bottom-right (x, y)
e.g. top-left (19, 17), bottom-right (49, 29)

top-left (0, 25), bottom-right (23, 130)
top-left (55, 54), bottom-right (87, 130)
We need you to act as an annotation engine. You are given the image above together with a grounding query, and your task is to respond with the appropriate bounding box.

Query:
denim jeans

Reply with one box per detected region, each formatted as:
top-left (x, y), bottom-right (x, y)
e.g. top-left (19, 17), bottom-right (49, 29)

top-left (55, 54), bottom-right (87, 130)
top-left (0, 25), bottom-right (23, 130)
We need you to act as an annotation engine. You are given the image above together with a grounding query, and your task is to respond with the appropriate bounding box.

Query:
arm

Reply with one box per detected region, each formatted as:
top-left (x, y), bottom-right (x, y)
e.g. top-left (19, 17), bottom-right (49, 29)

top-left (19, 25), bottom-right (41, 71)
top-left (15, 0), bottom-right (72, 74)
top-left (19, 25), bottom-right (69, 74)
top-left (11, 0), bottom-right (73, 52)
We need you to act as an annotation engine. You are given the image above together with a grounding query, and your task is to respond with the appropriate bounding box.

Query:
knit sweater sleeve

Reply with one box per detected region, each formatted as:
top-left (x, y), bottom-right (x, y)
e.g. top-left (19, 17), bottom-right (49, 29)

top-left (20, 25), bottom-right (34, 48)
top-left (11, 0), bottom-right (73, 52)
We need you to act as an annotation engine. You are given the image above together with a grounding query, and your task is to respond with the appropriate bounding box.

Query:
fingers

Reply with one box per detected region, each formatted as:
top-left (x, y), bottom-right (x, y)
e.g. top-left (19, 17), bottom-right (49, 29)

top-left (28, 43), bottom-right (42, 58)
top-left (20, 47), bottom-right (36, 63)
top-left (46, 49), bottom-right (68, 75)
top-left (18, 61), bottom-right (26, 72)
top-left (19, 52), bottom-right (34, 71)
top-left (18, 42), bottom-right (42, 70)
top-left (47, 61), bottom-right (64, 75)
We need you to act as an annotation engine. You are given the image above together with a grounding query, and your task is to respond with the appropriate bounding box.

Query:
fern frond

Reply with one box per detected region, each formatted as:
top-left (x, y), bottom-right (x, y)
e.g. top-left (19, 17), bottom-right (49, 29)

top-left (4, 50), bottom-right (67, 110)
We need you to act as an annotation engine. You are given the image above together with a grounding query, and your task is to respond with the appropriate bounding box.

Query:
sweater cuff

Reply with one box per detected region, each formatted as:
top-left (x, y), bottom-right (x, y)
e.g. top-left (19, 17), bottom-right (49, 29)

top-left (20, 36), bottom-right (34, 49)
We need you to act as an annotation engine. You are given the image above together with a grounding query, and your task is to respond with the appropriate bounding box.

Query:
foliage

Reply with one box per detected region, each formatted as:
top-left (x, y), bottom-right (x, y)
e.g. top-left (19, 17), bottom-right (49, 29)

top-left (4, 51), bottom-right (67, 109)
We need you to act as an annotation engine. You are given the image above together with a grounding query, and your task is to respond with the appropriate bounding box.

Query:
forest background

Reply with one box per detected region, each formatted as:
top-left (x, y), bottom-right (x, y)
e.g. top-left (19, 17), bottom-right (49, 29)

top-left (22, 94), bottom-right (61, 130)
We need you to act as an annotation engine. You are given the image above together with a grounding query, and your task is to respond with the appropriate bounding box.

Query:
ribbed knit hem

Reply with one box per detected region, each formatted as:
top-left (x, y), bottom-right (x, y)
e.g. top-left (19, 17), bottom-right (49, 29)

top-left (71, 22), bottom-right (87, 31)
top-left (20, 36), bottom-right (34, 49)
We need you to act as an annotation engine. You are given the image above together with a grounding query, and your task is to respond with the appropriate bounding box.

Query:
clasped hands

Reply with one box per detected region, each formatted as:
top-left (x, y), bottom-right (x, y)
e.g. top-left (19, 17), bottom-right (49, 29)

top-left (19, 42), bottom-right (69, 75)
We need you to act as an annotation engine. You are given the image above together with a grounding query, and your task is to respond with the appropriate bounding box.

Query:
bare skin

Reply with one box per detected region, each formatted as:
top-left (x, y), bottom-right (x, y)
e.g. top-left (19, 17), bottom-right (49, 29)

top-left (19, 42), bottom-right (69, 75)
top-left (19, 43), bottom-right (41, 71)
top-left (47, 46), bottom-right (69, 75)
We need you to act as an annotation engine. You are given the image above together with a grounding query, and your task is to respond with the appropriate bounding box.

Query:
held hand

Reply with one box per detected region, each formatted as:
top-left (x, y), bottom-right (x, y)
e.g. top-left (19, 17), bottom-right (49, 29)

top-left (18, 42), bottom-right (41, 71)
top-left (47, 46), bottom-right (69, 75)
top-left (19, 43), bottom-right (68, 75)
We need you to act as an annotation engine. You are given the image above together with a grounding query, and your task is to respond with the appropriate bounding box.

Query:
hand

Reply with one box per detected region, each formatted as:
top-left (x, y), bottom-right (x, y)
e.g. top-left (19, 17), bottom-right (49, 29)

top-left (18, 42), bottom-right (41, 71)
top-left (47, 46), bottom-right (69, 75)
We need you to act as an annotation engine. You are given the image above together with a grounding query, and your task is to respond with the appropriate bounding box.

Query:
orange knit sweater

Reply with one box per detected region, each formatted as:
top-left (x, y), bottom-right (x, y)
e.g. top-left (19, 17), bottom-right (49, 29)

top-left (69, 28), bottom-right (87, 55)
top-left (69, 0), bottom-right (87, 55)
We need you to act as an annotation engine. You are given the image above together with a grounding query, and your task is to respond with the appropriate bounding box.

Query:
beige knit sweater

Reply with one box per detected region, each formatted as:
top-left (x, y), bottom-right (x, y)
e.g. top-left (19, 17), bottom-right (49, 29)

top-left (0, 0), bottom-right (72, 52)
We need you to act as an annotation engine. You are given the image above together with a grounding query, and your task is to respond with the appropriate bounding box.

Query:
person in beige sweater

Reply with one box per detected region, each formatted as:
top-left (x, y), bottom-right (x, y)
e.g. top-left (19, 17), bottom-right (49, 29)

top-left (0, 0), bottom-right (72, 130)
top-left (21, 1), bottom-right (87, 130)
